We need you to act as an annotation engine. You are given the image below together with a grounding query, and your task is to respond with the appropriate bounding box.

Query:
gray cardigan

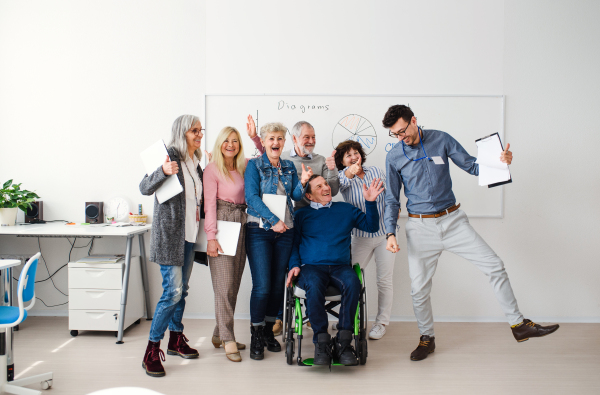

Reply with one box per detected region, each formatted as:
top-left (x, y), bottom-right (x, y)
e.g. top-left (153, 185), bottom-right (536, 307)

top-left (139, 147), bottom-right (204, 266)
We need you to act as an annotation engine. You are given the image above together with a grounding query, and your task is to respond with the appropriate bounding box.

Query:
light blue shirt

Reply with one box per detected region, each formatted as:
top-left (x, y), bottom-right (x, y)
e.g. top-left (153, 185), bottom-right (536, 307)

top-left (384, 129), bottom-right (478, 234)
top-left (289, 147), bottom-right (312, 160)
top-left (309, 201), bottom-right (332, 210)
top-left (338, 165), bottom-right (387, 237)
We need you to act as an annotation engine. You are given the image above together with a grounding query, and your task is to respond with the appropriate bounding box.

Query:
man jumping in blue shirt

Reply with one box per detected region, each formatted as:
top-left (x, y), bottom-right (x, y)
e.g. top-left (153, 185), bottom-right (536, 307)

top-left (286, 174), bottom-right (383, 365)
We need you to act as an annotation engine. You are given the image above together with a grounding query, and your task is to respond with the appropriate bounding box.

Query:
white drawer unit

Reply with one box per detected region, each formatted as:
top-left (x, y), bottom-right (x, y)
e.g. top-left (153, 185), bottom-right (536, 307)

top-left (68, 257), bottom-right (144, 337)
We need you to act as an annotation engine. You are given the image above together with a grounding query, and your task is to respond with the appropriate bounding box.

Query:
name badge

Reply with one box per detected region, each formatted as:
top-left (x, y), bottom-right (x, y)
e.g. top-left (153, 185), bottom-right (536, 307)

top-left (431, 156), bottom-right (444, 165)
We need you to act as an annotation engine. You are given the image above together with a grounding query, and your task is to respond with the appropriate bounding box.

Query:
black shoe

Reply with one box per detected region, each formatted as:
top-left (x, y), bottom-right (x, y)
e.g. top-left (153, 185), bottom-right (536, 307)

top-left (334, 330), bottom-right (358, 366)
top-left (250, 325), bottom-right (265, 360)
top-left (314, 333), bottom-right (333, 365)
top-left (511, 319), bottom-right (560, 342)
top-left (410, 335), bottom-right (435, 361)
top-left (264, 321), bottom-right (282, 352)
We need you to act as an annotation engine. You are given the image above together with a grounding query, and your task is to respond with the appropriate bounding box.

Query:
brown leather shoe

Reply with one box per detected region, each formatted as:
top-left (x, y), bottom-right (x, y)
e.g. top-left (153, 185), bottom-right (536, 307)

top-left (410, 335), bottom-right (435, 361)
top-left (211, 335), bottom-right (246, 350)
top-left (511, 319), bottom-right (559, 342)
top-left (142, 340), bottom-right (166, 377)
top-left (167, 331), bottom-right (199, 359)
top-left (273, 319), bottom-right (283, 336)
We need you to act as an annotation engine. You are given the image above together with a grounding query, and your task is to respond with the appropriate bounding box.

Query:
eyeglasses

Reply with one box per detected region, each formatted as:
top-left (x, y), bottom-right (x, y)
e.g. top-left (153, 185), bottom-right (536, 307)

top-left (190, 128), bottom-right (205, 136)
top-left (389, 124), bottom-right (410, 138)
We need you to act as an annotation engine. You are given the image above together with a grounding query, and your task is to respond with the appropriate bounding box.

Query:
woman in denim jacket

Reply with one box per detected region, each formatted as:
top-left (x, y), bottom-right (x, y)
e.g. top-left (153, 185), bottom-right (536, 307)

top-left (244, 122), bottom-right (312, 360)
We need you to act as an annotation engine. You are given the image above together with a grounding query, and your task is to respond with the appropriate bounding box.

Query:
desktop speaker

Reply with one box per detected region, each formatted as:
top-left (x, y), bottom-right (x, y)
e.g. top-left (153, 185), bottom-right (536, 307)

top-left (85, 202), bottom-right (104, 223)
top-left (25, 201), bottom-right (44, 223)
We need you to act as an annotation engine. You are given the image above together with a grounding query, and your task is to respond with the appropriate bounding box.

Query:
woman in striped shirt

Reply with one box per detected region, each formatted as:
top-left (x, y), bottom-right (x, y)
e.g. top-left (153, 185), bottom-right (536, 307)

top-left (334, 140), bottom-right (396, 340)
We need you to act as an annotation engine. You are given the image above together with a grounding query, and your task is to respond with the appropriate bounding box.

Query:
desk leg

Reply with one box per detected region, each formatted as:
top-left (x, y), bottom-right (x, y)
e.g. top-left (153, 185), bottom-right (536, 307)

top-left (116, 235), bottom-right (134, 344)
top-left (1, 267), bottom-right (14, 380)
top-left (138, 234), bottom-right (152, 320)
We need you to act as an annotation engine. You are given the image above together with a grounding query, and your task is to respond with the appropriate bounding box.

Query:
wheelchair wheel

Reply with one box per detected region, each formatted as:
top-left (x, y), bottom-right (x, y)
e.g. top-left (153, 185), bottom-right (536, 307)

top-left (285, 338), bottom-right (295, 365)
top-left (358, 338), bottom-right (368, 365)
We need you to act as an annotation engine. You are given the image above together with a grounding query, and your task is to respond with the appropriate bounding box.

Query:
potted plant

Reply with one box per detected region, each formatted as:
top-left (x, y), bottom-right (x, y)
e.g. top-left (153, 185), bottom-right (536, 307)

top-left (0, 180), bottom-right (40, 226)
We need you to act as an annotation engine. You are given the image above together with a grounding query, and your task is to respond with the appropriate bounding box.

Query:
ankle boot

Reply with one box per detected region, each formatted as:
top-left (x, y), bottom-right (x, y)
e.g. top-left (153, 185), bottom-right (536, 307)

top-left (250, 325), bottom-right (265, 360)
top-left (142, 340), bottom-right (166, 377)
top-left (167, 331), bottom-right (199, 359)
top-left (264, 321), bottom-right (282, 352)
top-left (314, 333), bottom-right (333, 365)
top-left (334, 330), bottom-right (358, 366)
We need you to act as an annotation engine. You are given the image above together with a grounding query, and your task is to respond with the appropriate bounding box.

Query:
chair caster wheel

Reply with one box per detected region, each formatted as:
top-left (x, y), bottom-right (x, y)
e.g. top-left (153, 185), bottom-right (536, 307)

top-left (41, 379), bottom-right (52, 389)
top-left (70, 330), bottom-right (78, 337)
top-left (14, 325), bottom-right (19, 332)
top-left (134, 319), bottom-right (141, 325)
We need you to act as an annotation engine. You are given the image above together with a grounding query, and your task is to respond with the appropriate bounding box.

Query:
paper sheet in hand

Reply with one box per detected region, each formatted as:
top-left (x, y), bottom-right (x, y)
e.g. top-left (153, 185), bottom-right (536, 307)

top-left (259, 194), bottom-right (287, 229)
top-left (194, 219), bottom-right (241, 257)
top-left (140, 140), bottom-right (183, 204)
top-left (475, 133), bottom-right (511, 186)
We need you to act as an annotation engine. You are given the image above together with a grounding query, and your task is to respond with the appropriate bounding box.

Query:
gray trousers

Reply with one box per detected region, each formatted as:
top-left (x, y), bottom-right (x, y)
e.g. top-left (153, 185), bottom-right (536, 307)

top-left (405, 209), bottom-right (523, 336)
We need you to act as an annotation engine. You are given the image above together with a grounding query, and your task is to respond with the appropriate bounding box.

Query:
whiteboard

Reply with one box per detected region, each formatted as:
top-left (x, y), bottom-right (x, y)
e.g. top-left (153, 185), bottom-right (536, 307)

top-left (205, 95), bottom-right (505, 218)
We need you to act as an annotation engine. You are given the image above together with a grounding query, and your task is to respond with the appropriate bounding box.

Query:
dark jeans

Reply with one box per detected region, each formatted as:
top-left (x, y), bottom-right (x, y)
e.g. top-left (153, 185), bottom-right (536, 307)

top-left (297, 264), bottom-right (361, 343)
top-left (246, 222), bottom-right (294, 325)
top-left (148, 241), bottom-right (195, 342)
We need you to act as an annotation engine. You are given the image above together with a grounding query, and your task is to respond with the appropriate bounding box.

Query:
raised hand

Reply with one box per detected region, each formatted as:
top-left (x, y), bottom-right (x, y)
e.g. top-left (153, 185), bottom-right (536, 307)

top-left (325, 150), bottom-right (337, 171)
top-left (246, 114), bottom-right (257, 138)
top-left (207, 239), bottom-right (224, 257)
top-left (500, 143), bottom-right (512, 165)
top-left (348, 154), bottom-right (362, 176)
top-left (204, 150), bottom-right (213, 162)
top-left (162, 155), bottom-right (179, 175)
top-left (362, 177), bottom-right (384, 201)
top-left (301, 163), bottom-right (313, 186)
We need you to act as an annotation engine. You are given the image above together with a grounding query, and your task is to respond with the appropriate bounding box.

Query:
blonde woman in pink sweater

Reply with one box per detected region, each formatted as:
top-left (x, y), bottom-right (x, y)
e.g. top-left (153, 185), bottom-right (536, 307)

top-left (203, 116), bottom-right (263, 362)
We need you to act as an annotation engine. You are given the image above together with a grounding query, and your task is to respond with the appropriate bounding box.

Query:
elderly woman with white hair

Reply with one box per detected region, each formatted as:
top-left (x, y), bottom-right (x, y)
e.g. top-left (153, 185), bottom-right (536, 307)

top-left (139, 114), bottom-right (205, 378)
top-left (245, 122), bottom-right (312, 361)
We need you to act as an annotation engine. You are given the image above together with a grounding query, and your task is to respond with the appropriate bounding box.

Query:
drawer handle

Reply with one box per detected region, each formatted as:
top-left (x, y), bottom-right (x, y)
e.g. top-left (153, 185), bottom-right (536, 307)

top-left (84, 270), bottom-right (106, 277)
top-left (85, 312), bottom-right (106, 319)
top-left (85, 291), bottom-right (106, 299)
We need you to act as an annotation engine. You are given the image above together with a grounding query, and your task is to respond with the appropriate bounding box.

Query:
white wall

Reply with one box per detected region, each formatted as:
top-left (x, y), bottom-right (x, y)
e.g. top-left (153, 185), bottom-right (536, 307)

top-left (1, 0), bottom-right (598, 322)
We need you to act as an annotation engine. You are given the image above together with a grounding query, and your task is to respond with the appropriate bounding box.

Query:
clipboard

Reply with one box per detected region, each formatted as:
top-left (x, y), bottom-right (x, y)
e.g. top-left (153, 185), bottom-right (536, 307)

top-left (475, 133), bottom-right (512, 188)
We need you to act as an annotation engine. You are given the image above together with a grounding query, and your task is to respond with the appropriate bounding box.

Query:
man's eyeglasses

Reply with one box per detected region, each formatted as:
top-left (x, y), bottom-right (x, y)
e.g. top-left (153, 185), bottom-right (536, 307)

top-left (190, 128), bottom-right (205, 136)
top-left (389, 124), bottom-right (409, 138)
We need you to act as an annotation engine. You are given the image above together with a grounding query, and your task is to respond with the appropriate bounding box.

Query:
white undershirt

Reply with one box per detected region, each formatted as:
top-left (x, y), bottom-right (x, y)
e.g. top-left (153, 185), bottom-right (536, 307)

top-left (182, 153), bottom-right (202, 243)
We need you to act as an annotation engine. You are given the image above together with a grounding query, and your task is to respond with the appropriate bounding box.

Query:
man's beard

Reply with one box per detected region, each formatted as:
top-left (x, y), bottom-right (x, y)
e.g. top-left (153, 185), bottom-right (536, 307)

top-left (301, 144), bottom-right (315, 155)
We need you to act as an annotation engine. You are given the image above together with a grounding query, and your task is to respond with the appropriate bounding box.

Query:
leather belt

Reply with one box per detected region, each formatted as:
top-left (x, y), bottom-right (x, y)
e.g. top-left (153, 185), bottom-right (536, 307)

top-left (408, 203), bottom-right (461, 219)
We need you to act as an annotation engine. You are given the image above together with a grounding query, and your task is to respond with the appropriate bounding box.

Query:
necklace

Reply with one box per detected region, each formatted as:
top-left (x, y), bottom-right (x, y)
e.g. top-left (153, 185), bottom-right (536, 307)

top-left (182, 160), bottom-right (201, 222)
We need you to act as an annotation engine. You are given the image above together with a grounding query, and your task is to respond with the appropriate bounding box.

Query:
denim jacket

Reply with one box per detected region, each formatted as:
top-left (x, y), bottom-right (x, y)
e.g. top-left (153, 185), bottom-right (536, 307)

top-left (245, 152), bottom-right (306, 231)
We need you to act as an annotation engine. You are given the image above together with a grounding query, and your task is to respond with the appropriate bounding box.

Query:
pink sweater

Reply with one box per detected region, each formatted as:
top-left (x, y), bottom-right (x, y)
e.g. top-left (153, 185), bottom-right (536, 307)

top-left (203, 136), bottom-right (263, 240)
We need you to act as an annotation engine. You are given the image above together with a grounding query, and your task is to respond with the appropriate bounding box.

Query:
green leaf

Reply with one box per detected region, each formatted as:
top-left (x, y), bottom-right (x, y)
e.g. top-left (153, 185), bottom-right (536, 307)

top-left (2, 180), bottom-right (12, 189)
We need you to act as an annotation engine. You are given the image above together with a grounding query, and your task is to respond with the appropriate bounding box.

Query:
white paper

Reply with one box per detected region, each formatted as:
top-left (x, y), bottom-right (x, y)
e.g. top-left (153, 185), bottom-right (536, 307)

top-left (259, 194), bottom-right (287, 229)
top-left (194, 219), bottom-right (241, 257)
top-left (140, 140), bottom-right (183, 204)
top-left (431, 156), bottom-right (445, 165)
top-left (476, 134), bottom-right (511, 186)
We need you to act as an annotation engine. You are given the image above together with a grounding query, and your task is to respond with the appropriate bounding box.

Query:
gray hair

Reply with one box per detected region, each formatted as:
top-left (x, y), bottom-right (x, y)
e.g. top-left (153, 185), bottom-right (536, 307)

top-left (291, 121), bottom-right (314, 138)
top-left (168, 114), bottom-right (202, 160)
top-left (260, 122), bottom-right (287, 140)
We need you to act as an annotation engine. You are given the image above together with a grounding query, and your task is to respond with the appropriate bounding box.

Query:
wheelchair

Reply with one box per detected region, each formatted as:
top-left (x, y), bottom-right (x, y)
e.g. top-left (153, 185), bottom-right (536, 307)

top-left (282, 263), bottom-right (368, 366)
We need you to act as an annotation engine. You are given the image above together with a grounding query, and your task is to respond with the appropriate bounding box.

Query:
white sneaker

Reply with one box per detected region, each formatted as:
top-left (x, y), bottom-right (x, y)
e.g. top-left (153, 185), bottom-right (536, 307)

top-left (369, 323), bottom-right (386, 340)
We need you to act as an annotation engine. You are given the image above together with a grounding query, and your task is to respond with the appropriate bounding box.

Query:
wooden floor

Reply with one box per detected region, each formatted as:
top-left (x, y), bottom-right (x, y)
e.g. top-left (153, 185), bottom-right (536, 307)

top-left (9, 317), bottom-right (600, 395)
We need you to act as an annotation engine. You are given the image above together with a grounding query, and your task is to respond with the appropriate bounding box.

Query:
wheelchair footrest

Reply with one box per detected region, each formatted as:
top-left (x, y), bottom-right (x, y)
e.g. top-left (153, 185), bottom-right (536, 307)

top-left (299, 358), bottom-right (348, 366)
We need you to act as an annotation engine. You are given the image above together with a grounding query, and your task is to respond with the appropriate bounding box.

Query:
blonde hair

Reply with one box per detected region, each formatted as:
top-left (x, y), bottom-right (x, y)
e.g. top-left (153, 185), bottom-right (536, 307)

top-left (210, 127), bottom-right (246, 181)
top-left (259, 122), bottom-right (287, 140)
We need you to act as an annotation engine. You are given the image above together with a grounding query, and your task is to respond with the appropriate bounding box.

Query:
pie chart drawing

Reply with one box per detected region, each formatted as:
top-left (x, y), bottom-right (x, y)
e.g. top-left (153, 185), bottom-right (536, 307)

top-left (332, 114), bottom-right (377, 155)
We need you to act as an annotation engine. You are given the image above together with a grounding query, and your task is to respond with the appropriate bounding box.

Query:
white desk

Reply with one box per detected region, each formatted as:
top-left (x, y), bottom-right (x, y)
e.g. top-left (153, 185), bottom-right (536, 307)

top-left (0, 223), bottom-right (153, 344)
top-left (0, 259), bottom-right (20, 380)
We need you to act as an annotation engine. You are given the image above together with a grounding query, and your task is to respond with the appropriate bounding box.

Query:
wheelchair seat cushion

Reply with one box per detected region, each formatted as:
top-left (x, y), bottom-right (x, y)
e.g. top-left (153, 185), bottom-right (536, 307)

top-left (294, 285), bottom-right (342, 302)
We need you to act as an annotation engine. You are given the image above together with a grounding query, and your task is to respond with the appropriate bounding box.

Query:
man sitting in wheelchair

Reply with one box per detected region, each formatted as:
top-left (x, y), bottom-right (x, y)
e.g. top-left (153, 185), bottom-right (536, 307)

top-left (286, 174), bottom-right (383, 365)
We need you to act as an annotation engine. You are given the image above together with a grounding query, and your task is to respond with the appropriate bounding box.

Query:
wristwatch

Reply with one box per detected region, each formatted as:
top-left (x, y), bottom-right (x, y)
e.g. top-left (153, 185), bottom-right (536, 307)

top-left (386, 233), bottom-right (395, 240)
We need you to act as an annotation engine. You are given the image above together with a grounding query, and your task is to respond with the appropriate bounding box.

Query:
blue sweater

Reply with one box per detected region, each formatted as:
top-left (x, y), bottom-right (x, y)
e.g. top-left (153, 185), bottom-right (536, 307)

top-left (289, 201), bottom-right (379, 269)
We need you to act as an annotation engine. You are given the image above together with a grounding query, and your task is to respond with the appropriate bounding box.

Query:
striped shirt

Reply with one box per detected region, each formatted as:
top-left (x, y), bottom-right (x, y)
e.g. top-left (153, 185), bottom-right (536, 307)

top-left (338, 165), bottom-right (387, 238)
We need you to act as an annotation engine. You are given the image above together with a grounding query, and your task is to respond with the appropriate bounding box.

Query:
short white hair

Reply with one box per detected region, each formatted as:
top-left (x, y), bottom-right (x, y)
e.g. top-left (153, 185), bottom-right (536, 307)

top-left (260, 122), bottom-right (287, 140)
top-left (168, 114), bottom-right (202, 160)
top-left (291, 121), bottom-right (314, 138)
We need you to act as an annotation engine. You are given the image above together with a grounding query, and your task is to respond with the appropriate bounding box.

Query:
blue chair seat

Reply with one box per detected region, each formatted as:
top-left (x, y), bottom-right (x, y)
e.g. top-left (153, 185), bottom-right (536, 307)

top-left (0, 306), bottom-right (26, 324)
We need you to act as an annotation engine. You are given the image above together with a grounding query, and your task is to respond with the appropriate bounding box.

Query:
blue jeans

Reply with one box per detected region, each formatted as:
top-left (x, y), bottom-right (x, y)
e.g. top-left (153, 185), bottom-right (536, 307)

top-left (297, 264), bottom-right (361, 343)
top-left (148, 241), bottom-right (195, 342)
top-left (246, 222), bottom-right (294, 325)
